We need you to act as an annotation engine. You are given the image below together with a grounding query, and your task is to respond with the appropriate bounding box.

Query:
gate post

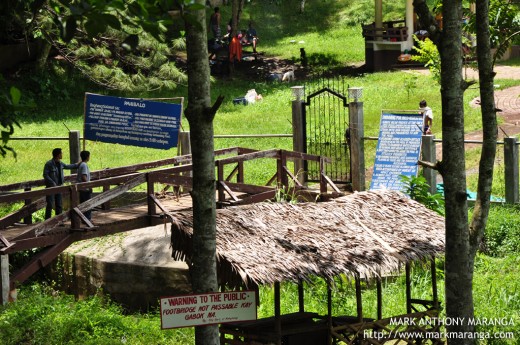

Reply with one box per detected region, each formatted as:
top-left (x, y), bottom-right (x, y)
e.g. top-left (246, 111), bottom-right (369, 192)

top-left (349, 101), bottom-right (365, 191)
top-left (1, 254), bottom-right (9, 305)
top-left (291, 86), bottom-right (305, 185)
top-left (421, 135), bottom-right (437, 195)
top-left (504, 137), bottom-right (519, 204)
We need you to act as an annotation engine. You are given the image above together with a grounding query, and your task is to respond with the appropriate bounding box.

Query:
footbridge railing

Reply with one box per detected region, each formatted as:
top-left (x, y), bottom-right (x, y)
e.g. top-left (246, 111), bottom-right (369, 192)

top-left (0, 148), bottom-right (342, 301)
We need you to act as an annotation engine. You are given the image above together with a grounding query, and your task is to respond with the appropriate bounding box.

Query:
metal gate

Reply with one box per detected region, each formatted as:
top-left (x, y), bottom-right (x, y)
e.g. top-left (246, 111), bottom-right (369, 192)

top-left (303, 77), bottom-right (351, 184)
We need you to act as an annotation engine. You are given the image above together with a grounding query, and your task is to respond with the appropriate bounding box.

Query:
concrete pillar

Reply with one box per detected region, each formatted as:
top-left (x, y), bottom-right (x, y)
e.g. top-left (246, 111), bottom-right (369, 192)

top-left (1, 255), bottom-right (9, 305)
top-left (405, 0), bottom-right (415, 50)
top-left (374, 0), bottom-right (383, 41)
top-left (421, 135), bottom-right (437, 195)
top-left (375, 0), bottom-right (383, 33)
top-left (504, 137), bottom-right (519, 204)
top-left (349, 102), bottom-right (365, 191)
top-left (292, 100), bottom-right (305, 185)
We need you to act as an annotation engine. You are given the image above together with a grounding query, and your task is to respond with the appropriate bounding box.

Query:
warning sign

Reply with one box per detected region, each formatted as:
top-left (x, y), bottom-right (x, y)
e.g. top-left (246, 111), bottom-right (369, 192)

top-left (160, 291), bottom-right (257, 329)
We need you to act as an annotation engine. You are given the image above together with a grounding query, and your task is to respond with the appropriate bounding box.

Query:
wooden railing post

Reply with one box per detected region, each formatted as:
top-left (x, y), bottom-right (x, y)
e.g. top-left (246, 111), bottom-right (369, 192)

top-left (147, 173), bottom-right (156, 217)
top-left (421, 135), bottom-right (437, 195)
top-left (217, 161), bottom-right (225, 206)
top-left (70, 186), bottom-right (80, 229)
top-left (279, 151), bottom-right (288, 189)
top-left (178, 131), bottom-right (192, 178)
top-left (504, 137), bottom-right (519, 204)
top-left (23, 187), bottom-right (32, 225)
top-left (1, 254), bottom-right (9, 305)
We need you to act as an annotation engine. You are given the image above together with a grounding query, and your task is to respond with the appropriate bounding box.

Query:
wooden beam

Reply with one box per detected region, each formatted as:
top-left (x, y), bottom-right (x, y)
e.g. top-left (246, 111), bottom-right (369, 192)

top-left (377, 277), bottom-right (382, 320)
top-left (355, 274), bottom-right (363, 322)
top-left (1, 255), bottom-right (8, 304)
top-left (10, 234), bottom-right (76, 289)
top-left (219, 182), bottom-right (239, 202)
top-left (321, 172), bottom-right (341, 193)
top-left (298, 279), bottom-right (304, 313)
top-left (72, 208), bottom-right (95, 228)
top-left (274, 282), bottom-right (282, 345)
top-left (431, 258), bottom-right (439, 310)
top-left (0, 198), bottom-right (46, 230)
top-left (406, 263), bottom-right (412, 314)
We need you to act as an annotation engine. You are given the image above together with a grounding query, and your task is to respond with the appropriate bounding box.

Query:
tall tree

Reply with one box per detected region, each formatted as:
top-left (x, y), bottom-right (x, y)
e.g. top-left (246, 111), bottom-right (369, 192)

top-left (470, 0), bottom-right (497, 279)
top-left (414, 0), bottom-right (499, 343)
top-left (438, 0), bottom-right (475, 340)
top-left (3, 2), bottom-right (223, 343)
top-left (183, 1), bottom-right (222, 344)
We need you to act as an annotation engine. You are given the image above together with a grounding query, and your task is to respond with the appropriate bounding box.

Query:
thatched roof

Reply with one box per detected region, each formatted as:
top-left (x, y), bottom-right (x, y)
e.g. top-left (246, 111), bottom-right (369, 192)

top-left (170, 190), bottom-right (445, 288)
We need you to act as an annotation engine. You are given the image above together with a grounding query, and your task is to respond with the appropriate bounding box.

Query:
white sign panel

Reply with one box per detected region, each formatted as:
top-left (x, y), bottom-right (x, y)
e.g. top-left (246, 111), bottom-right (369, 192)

top-left (160, 291), bottom-right (257, 329)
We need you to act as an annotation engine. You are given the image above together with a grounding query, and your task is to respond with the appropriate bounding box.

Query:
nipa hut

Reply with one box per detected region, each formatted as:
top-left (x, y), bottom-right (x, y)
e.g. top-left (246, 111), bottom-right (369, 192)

top-left (170, 189), bottom-right (445, 345)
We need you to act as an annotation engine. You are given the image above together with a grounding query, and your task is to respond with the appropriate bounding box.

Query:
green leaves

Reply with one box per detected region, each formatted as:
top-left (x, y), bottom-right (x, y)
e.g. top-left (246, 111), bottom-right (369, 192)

top-left (400, 174), bottom-right (445, 216)
top-left (0, 86), bottom-right (24, 159)
top-left (411, 37), bottom-right (441, 85)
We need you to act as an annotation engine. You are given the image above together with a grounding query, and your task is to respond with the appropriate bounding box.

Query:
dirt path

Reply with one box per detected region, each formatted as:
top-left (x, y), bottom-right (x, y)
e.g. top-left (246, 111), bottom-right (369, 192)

top-left (408, 65), bottom-right (520, 160)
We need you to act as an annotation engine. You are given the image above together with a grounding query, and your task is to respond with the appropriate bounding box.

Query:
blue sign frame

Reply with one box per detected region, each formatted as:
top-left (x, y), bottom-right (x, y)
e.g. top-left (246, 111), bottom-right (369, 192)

top-left (370, 112), bottom-right (424, 191)
top-left (84, 93), bottom-right (182, 149)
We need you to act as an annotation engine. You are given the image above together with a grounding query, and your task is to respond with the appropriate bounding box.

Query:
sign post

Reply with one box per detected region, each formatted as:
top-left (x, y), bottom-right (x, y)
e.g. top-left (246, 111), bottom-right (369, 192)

top-left (160, 291), bottom-right (257, 329)
top-left (84, 93), bottom-right (182, 149)
top-left (370, 111), bottom-right (424, 191)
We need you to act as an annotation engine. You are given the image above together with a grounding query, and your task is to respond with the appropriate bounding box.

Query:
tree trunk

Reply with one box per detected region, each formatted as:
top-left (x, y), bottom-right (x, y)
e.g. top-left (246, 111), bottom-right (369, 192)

top-left (439, 0), bottom-right (475, 343)
top-left (412, 0), bottom-right (441, 44)
top-left (300, 0), bottom-right (305, 13)
top-left (184, 1), bottom-right (219, 344)
top-left (470, 0), bottom-right (497, 256)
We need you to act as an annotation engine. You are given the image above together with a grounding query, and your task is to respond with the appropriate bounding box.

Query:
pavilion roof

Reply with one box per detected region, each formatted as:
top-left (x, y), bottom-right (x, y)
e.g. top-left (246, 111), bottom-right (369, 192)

top-left (170, 189), bottom-right (445, 288)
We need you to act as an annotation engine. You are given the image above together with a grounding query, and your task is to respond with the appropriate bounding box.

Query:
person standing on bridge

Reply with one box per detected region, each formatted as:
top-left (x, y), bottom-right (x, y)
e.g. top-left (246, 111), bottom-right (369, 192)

top-left (43, 148), bottom-right (79, 219)
top-left (77, 150), bottom-right (92, 221)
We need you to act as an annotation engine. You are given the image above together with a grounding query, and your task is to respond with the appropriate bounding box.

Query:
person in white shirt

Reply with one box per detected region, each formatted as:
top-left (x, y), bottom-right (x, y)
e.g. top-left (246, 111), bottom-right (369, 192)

top-left (420, 99), bottom-right (433, 134)
top-left (77, 150), bottom-right (92, 221)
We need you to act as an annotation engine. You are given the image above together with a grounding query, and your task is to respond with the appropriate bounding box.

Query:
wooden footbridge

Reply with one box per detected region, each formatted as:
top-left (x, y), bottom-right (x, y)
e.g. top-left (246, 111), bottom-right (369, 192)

top-left (0, 148), bottom-right (342, 301)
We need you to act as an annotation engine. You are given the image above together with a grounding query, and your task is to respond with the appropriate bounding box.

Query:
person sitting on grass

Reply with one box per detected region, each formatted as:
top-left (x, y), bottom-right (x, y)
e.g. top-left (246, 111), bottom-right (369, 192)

top-left (241, 22), bottom-right (258, 53)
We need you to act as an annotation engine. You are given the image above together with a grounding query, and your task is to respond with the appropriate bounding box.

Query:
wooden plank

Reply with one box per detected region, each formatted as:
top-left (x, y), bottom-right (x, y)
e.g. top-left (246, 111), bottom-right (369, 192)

top-left (150, 173), bottom-right (193, 188)
top-left (0, 185), bottom-right (69, 204)
top-left (0, 198), bottom-right (46, 229)
top-left (321, 173), bottom-right (341, 193)
top-left (74, 174), bottom-right (146, 218)
top-left (284, 167), bottom-right (303, 187)
top-left (216, 149), bottom-right (280, 165)
top-left (227, 190), bottom-right (276, 206)
top-left (10, 234), bottom-right (76, 289)
top-left (219, 182), bottom-right (239, 202)
top-left (284, 150), bottom-right (331, 163)
top-left (72, 208), bottom-right (95, 228)
top-left (0, 235), bottom-right (11, 249)
top-left (222, 182), bottom-right (273, 194)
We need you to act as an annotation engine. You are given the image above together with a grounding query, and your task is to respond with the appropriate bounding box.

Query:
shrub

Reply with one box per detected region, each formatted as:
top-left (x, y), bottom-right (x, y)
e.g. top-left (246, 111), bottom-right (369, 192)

top-left (483, 204), bottom-right (520, 257)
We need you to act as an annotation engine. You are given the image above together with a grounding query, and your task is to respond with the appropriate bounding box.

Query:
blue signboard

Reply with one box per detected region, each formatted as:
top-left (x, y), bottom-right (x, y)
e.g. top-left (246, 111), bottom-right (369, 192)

top-left (370, 112), bottom-right (424, 191)
top-left (84, 93), bottom-right (182, 149)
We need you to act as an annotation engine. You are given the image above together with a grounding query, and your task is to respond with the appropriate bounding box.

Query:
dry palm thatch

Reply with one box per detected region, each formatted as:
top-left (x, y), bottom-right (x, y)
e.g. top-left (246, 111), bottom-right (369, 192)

top-left (170, 189), bottom-right (445, 288)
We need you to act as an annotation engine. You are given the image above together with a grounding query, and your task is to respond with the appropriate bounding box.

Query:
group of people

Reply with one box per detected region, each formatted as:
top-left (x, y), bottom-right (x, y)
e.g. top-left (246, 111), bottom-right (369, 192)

top-left (43, 148), bottom-right (92, 221)
top-left (210, 7), bottom-right (258, 54)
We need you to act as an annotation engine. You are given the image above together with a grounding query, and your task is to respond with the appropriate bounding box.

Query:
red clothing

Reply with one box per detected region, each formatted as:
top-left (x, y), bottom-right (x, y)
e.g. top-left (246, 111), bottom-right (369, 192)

top-left (229, 36), bottom-right (242, 62)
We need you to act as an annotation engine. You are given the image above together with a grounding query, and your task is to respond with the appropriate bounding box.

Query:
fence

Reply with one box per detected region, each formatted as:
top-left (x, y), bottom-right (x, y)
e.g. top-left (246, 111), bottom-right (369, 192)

top-left (9, 130), bottom-right (520, 204)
